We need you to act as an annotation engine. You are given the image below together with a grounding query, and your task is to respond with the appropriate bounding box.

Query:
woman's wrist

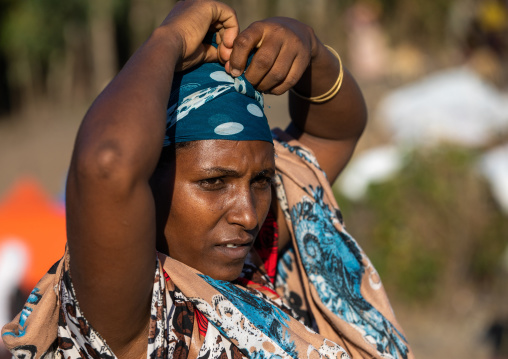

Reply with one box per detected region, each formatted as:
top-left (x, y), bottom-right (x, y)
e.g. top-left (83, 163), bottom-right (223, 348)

top-left (146, 25), bottom-right (184, 73)
top-left (291, 41), bottom-right (342, 100)
top-left (291, 45), bottom-right (343, 103)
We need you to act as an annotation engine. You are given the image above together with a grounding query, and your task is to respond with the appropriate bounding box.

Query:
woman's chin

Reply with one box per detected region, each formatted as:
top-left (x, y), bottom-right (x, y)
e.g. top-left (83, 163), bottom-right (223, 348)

top-left (200, 263), bottom-right (245, 282)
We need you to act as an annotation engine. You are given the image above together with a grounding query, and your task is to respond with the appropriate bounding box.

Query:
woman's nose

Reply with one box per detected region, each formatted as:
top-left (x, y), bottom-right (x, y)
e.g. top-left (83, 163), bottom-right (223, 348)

top-left (226, 190), bottom-right (258, 230)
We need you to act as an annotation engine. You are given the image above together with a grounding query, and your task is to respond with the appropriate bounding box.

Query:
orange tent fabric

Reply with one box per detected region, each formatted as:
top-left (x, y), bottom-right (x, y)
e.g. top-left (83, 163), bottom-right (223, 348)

top-left (0, 178), bottom-right (66, 292)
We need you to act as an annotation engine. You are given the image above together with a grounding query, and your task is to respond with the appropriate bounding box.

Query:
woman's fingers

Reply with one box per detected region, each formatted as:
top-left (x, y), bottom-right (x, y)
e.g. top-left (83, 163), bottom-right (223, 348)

top-left (161, 0), bottom-right (239, 69)
top-left (254, 49), bottom-right (296, 94)
top-left (244, 41), bottom-right (283, 87)
top-left (196, 1), bottom-right (238, 65)
top-left (228, 23), bottom-right (265, 77)
top-left (208, 11), bottom-right (238, 54)
top-left (228, 18), bottom-right (315, 95)
top-left (214, 13), bottom-right (238, 50)
top-left (268, 52), bottom-right (309, 95)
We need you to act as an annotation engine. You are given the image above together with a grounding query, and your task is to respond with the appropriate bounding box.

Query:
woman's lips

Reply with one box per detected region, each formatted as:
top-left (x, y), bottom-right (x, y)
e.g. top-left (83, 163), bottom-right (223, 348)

top-left (214, 242), bottom-right (253, 260)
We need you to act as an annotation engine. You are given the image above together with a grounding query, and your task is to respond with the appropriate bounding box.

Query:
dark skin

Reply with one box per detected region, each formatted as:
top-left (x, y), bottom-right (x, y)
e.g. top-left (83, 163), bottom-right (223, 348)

top-left (163, 140), bottom-right (275, 281)
top-left (65, 0), bottom-right (367, 357)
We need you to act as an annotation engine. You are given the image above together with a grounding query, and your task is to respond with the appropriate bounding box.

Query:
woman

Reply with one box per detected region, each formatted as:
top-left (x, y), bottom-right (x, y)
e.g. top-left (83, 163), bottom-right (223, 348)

top-left (2, 1), bottom-right (412, 358)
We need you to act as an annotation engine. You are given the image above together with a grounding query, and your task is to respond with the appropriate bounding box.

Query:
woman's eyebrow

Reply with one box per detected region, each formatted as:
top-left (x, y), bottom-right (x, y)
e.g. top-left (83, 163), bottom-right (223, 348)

top-left (202, 167), bottom-right (242, 177)
top-left (257, 168), bottom-right (275, 177)
top-left (200, 167), bottom-right (275, 177)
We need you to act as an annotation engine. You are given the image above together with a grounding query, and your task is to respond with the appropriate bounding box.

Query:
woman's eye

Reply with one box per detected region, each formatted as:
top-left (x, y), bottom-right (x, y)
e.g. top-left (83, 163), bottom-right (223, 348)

top-left (199, 178), bottom-right (224, 189)
top-left (252, 176), bottom-right (272, 189)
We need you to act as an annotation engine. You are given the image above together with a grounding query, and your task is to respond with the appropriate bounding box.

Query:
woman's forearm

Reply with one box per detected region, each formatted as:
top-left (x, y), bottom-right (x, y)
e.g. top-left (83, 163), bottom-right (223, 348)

top-left (288, 41), bottom-right (367, 143)
top-left (286, 41), bottom-right (367, 182)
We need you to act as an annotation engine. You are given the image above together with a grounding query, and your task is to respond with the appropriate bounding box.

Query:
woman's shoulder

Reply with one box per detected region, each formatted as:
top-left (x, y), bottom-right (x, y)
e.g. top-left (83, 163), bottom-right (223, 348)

top-left (272, 128), bottom-right (324, 173)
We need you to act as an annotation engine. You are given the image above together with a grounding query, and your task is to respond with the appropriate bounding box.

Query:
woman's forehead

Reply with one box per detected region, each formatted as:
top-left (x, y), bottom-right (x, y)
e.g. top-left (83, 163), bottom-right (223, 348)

top-left (177, 139), bottom-right (273, 153)
top-left (176, 140), bottom-right (275, 170)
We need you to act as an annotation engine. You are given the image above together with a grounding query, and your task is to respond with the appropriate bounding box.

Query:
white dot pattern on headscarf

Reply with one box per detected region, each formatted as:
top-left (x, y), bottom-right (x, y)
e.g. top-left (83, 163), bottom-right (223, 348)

top-left (210, 71), bottom-right (235, 83)
top-left (247, 104), bottom-right (263, 117)
top-left (165, 61), bottom-right (271, 145)
top-left (173, 85), bottom-right (231, 123)
top-left (210, 70), bottom-right (248, 95)
top-left (234, 77), bottom-right (247, 95)
top-left (214, 122), bottom-right (244, 135)
top-left (255, 91), bottom-right (264, 108)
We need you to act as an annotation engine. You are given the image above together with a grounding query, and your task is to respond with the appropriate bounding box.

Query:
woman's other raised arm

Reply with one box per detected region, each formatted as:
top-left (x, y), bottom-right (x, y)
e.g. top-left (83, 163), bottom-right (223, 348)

top-left (287, 42), bottom-right (367, 184)
top-left (226, 17), bottom-right (366, 184)
top-left (65, 1), bottom-right (238, 354)
top-left (225, 18), bottom-right (365, 251)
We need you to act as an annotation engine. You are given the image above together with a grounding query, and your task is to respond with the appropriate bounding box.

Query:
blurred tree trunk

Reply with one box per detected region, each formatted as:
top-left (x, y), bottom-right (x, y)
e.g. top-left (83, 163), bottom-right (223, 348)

top-left (275, 0), bottom-right (300, 19)
top-left (0, 52), bottom-right (12, 115)
top-left (129, 0), bottom-right (176, 51)
top-left (305, 0), bottom-right (329, 37)
top-left (7, 50), bottom-right (40, 113)
top-left (229, 0), bottom-right (269, 27)
top-left (55, 22), bottom-right (91, 109)
top-left (89, 0), bottom-right (117, 94)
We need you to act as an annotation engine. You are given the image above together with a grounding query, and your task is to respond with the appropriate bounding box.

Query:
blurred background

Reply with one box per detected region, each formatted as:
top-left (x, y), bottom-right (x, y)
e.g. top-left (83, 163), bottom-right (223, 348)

top-left (0, 0), bottom-right (507, 358)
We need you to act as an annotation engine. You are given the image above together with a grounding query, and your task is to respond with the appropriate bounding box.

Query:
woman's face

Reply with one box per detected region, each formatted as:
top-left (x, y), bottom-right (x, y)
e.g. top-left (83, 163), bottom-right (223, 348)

top-left (164, 140), bottom-right (275, 281)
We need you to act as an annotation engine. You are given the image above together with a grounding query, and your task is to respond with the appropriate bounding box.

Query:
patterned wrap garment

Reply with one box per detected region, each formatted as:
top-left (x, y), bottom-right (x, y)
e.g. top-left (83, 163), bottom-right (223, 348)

top-left (1, 131), bottom-right (413, 359)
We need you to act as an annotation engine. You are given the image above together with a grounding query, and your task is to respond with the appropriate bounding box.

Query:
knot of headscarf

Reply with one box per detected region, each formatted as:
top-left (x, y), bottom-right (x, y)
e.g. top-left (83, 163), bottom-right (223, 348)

top-left (164, 36), bottom-right (272, 146)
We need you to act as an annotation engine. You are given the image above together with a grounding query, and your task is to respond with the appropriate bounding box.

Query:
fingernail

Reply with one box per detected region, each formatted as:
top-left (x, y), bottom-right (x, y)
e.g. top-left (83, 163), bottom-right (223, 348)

top-left (231, 69), bottom-right (241, 77)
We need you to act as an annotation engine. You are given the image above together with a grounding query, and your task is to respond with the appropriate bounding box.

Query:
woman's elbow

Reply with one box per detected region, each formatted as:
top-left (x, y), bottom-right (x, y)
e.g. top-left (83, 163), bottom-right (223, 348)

top-left (69, 141), bottom-right (140, 192)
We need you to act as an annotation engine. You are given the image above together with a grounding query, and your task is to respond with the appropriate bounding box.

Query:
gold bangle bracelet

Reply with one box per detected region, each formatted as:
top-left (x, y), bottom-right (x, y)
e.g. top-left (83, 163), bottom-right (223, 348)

top-left (290, 45), bottom-right (344, 103)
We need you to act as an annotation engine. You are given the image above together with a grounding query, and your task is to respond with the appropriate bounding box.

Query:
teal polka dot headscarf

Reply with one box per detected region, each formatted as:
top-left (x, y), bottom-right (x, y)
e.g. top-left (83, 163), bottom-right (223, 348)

top-left (164, 40), bottom-right (272, 146)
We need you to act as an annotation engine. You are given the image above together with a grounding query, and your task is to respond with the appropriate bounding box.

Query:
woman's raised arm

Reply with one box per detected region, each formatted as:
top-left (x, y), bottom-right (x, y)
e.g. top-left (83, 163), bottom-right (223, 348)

top-left (224, 18), bottom-right (366, 251)
top-left (287, 42), bottom-right (367, 184)
top-left (65, 0), bottom-right (238, 354)
top-left (226, 17), bottom-right (367, 184)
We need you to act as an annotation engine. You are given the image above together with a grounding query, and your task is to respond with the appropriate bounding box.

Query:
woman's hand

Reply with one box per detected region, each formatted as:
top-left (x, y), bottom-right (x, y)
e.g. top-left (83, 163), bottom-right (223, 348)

top-left (159, 0), bottom-right (239, 71)
top-left (227, 17), bottom-right (319, 95)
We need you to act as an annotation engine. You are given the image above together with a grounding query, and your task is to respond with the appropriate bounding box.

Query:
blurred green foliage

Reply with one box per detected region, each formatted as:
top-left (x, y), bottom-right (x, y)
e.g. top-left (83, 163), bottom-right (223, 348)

top-left (337, 146), bottom-right (508, 303)
top-left (0, 0), bottom-right (86, 58)
top-left (0, 0), bottom-right (471, 114)
top-left (0, 0), bottom-right (134, 111)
